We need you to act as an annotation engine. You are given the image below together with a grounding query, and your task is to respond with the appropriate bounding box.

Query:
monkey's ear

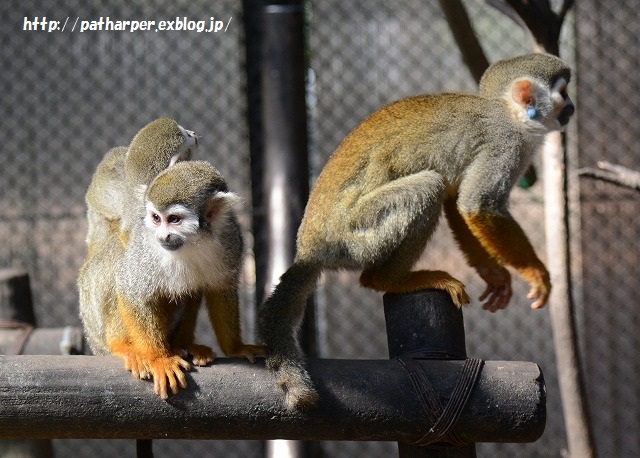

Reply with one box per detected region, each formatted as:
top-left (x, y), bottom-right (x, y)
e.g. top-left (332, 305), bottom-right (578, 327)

top-left (511, 79), bottom-right (537, 108)
top-left (203, 192), bottom-right (241, 222)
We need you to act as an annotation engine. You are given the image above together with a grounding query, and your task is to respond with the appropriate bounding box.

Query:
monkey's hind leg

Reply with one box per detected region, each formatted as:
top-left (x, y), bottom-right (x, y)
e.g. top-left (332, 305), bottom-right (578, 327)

top-left (349, 170), bottom-right (470, 307)
top-left (258, 262), bottom-right (322, 410)
top-left (360, 268), bottom-right (470, 307)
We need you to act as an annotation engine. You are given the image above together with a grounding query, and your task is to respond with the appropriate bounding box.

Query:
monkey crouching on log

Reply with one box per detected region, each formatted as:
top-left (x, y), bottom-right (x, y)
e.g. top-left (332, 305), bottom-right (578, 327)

top-left (79, 156), bottom-right (265, 399)
top-left (258, 53), bottom-right (575, 410)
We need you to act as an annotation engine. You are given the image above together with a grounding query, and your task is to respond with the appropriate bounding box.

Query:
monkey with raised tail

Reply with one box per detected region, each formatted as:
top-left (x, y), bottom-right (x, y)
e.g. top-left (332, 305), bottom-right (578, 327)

top-left (79, 160), bottom-right (265, 398)
top-left (258, 53), bottom-right (575, 410)
top-left (85, 117), bottom-right (198, 249)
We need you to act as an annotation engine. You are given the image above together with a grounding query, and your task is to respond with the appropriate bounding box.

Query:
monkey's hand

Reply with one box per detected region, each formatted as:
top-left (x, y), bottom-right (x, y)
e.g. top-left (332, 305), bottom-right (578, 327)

top-left (147, 355), bottom-right (191, 400)
top-left (181, 344), bottom-right (216, 366)
top-left (113, 346), bottom-right (191, 399)
top-left (113, 347), bottom-right (152, 380)
top-left (226, 344), bottom-right (267, 364)
top-left (520, 264), bottom-right (551, 309)
top-left (476, 265), bottom-right (512, 312)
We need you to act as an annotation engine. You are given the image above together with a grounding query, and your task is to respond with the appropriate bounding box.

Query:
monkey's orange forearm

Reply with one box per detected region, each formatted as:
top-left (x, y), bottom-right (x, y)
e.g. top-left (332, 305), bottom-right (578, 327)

top-left (463, 211), bottom-right (550, 308)
top-left (116, 295), bottom-right (172, 359)
top-left (462, 212), bottom-right (543, 271)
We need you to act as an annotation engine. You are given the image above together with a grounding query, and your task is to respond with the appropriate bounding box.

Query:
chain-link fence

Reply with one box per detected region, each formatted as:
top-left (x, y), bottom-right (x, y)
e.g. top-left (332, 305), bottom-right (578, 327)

top-left (575, 1), bottom-right (640, 457)
top-left (1, 0), bottom-right (638, 457)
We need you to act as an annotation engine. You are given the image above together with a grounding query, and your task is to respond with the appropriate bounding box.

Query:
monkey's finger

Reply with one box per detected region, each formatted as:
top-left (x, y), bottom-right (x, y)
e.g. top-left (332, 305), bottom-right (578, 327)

top-left (479, 286), bottom-right (496, 310)
top-left (154, 377), bottom-right (169, 400)
top-left (530, 296), bottom-right (547, 309)
top-left (165, 373), bottom-right (180, 396)
top-left (482, 292), bottom-right (501, 313)
top-left (478, 286), bottom-right (491, 302)
top-left (191, 353), bottom-right (216, 366)
top-left (129, 356), bottom-right (151, 380)
top-left (129, 360), bottom-right (142, 379)
top-left (175, 370), bottom-right (188, 390)
top-left (495, 285), bottom-right (512, 310)
top-left (177, 357), bottom-right (192, 372)
top-left (163, 366), bottom-right (188, 396)
top-left (527, 288), bottom-right (548, 309)
top-left (481, 283), bottom-right (511, 312)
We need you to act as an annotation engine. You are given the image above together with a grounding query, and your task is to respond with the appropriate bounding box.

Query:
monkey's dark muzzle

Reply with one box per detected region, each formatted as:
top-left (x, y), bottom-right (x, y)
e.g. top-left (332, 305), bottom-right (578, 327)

top-left (558, 104), bottom-right (575, 126)
top-left (159, 237), bottom-right (184, 251)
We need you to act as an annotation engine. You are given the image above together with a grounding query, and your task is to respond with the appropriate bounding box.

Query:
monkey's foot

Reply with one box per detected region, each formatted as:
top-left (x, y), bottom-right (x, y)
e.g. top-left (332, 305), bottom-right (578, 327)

top-left (110, 343), bottom-right (152, 379)
top-left (267, 356), bottom-right (319, 410)
top-left (227, 344), bottom-right (267, 363)
top-left (360, 269), bottom-right (470, 307)
top-left (181, 344), bottom-right (216, 366)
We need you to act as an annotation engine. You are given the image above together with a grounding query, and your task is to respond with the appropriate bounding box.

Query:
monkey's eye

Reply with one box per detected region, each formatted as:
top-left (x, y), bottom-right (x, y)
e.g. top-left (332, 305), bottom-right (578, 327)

top-left (168, 215), bottom-right (182, 224)
top-left (151, 213), bottom-right (161, 224)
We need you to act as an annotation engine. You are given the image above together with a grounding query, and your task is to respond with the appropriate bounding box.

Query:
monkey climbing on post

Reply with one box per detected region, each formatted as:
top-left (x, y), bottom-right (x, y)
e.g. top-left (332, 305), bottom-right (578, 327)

top-left (258, 53), bottom-right (575, 410)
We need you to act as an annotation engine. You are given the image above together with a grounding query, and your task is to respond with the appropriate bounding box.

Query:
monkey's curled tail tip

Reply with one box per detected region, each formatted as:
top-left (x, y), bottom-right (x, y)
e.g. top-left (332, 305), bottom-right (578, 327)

top-left (272, 359), bottom-right (319, 411)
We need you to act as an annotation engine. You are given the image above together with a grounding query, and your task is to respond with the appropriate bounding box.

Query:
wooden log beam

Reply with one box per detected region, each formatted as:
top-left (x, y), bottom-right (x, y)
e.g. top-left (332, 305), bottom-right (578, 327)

top-left (0, 355), bottom-right (544, 443)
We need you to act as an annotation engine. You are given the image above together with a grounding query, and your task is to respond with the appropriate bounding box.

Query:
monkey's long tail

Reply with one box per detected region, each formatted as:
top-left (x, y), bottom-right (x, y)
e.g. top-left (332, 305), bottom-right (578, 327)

top-left (258, 261), bottom-right (322, 410)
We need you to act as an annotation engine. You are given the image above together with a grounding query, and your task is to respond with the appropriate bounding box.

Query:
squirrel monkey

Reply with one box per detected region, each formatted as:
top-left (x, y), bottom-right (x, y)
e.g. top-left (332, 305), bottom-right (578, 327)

top-left (85, 117), bottom-right (198, 249)
top-left (258, 53), bottom-right (575, 409)
top-left (79, 160), bottom-right (265, 399)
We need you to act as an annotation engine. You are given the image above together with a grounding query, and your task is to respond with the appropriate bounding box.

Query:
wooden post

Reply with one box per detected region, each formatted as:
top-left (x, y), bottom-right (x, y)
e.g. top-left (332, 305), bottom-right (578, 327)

top-left (384, 290), bottom-right (544, 456)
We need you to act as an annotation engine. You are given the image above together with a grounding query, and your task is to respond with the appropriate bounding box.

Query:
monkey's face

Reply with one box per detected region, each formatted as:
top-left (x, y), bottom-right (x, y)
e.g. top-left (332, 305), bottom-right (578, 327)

top-left (510, 76), bottom-right (574, 132)
top-left (144, 202), bottom-right (199, 251)
top-left (169, 125), bottom-right (199, 167)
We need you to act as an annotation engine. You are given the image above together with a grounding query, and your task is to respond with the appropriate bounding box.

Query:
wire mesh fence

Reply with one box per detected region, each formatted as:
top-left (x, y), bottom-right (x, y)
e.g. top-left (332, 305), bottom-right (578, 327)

top-left (574, 1), bottom-right (640, 456)
top-left (0, 0), bottom-right (638, 457)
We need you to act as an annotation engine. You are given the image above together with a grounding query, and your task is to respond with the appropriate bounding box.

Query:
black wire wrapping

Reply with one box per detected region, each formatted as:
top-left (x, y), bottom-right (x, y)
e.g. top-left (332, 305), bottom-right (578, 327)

top-left (396, 349), bottom-right (484, 447)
